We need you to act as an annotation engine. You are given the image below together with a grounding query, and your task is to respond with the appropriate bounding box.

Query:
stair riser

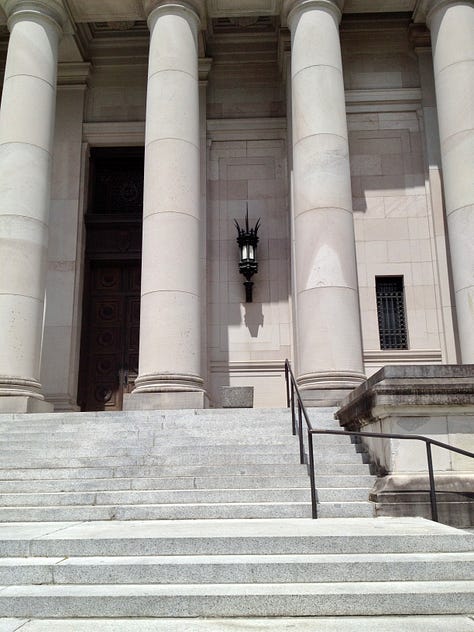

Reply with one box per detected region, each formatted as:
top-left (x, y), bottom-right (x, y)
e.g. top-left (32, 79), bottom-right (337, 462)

top-left (0, 464), bottom-right (309, 479)
top-left (0, 503), bottom-right (314, 522)
top-left (3, 560), bottom-right (473, 585)
top-left (0, 433), bottom-right (352, 446)
top-left (4, 534), bottom-right (472, 558)
top-left (0, 489), bottom-right (375, 506)
top-left (317, 503), bottom-right (375, 518)
top-left (0, 476), bottom-right (313, 493)
top-left (0, 445), bottom-right (362, 458)
top-left (0, 412), bottom-right (297, 427)
top-left (1, 591), bottom-right (473, 618)
top-left (0, 476), bottom-right (374, 493)
top-left (0, 489), bottom-right (313, 506)
top-left (0, 454), bottom-right (310, 467)
top-left (0, 454), bottom-right (365, 467)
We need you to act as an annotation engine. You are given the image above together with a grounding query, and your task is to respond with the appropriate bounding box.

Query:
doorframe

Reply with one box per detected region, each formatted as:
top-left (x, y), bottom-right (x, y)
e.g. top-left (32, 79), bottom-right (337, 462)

top-left (76, 138), bottom-right (145, 411)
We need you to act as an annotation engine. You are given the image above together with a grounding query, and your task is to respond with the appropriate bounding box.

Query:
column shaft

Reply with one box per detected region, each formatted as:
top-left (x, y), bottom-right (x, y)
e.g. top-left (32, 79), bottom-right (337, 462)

top-left (132, 1), bottom-right (205, 407)
top-left (428, 1), bottom-right (474, 362)
top-left (286, 0), bottom-right (365, 404)
top-left (0, 0), bottom-right (64, 411)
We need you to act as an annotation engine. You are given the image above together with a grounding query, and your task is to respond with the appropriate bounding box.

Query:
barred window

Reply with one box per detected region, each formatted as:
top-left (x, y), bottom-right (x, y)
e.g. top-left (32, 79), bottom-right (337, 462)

top-left (376, 276), bottom-right (408, 350)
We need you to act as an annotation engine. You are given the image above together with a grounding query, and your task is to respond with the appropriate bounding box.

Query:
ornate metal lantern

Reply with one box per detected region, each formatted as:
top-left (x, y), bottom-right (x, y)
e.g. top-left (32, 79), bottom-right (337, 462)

top-left (234, 208), bottom-right (261, 303)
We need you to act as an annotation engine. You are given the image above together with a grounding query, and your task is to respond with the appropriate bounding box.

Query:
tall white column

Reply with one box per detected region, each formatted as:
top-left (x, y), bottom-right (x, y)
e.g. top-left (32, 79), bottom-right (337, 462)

top-left (0, 0), bottom-right (65, 412)
top-left (130, 0), bottom-right (206, 409)
top-left (283, 0), bottom-right (365, 405)
top-left (427, 0), bottom-right (474, 363)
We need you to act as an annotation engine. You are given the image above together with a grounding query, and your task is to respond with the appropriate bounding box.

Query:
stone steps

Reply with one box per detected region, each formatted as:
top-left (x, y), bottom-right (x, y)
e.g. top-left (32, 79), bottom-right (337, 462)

top-left (0, 407), bottom-right (376, 521)
top-left (5, 409), bottom-right (473, 623)
top-left (0, 518), bottom-right (472, 619)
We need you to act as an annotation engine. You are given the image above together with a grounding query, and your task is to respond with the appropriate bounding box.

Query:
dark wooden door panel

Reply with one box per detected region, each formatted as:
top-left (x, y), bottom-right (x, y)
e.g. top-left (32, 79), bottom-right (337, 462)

top-left (80, 262), bottom-right (141, 411)
top-left (78, 147), bottom-right (144, 411)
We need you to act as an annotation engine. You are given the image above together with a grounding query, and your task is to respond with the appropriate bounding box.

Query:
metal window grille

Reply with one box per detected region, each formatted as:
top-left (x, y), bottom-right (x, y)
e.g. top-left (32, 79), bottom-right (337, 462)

top-left (376, 276), bottom-right (408, 350)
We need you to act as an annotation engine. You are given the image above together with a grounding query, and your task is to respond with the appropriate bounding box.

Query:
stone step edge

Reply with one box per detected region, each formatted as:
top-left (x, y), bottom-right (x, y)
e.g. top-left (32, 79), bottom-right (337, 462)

top-left (0, 487), bottom-right (375, 499)
top-left (1, 616), bottom-right (474, 632)
top-left (1, 579), bottom-right (473, 595)
top-left (2, 551), bottom-right (473, 565)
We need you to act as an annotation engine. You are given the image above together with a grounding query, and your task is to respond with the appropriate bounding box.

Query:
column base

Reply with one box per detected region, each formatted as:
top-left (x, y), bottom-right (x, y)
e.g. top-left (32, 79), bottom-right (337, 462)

top-left (0, 396), bottom-right (54, 413)
top-left (124, 391), bottom-right (208, 411)
top-left (298, 371), bottom-right (366, 407)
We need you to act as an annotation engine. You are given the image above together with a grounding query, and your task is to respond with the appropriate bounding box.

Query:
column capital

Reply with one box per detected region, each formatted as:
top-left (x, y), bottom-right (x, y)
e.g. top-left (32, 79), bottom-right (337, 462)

top-left (422, 0), bottom-right (473, 28)
top-left (0, 0), bottom-right (67, 32)
top-left (282, 0), bottom-right (344, 28)
top-left (142, 0), bottom-right (205, 23)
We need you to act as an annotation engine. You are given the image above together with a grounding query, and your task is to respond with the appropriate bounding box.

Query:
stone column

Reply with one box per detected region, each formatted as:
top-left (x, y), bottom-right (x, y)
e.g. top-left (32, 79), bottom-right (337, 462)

top-left (130, 0), bottom-right (206, 409)
top-left (409, 25), bottom-right (458, 364)
top-left (283, 0), bottom-right (365, 405)
top-left (0, 0), bottom-right (66, 412)
top-left (427, 1), bottom-right (474, 363)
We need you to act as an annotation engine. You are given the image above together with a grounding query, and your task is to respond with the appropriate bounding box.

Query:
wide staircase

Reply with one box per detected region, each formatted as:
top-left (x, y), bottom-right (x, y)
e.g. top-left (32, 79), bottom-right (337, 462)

top-left (0, 408), bottom-right (472, 630)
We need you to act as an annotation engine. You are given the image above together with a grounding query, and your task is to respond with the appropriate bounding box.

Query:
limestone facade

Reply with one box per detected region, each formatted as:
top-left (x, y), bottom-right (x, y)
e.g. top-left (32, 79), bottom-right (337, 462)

top-left (0, 0), bottom-right (471, 411)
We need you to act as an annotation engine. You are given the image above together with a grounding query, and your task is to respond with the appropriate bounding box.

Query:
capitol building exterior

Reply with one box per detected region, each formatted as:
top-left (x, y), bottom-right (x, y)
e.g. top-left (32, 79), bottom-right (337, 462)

top-left (0, 0), bottom-right (472, 413)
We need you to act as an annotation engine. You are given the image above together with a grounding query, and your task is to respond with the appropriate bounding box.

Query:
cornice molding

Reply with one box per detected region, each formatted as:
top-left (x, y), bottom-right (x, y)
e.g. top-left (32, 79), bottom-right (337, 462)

top-left (198, 56), bottom-right (212, 80)
top-left (57, 61), bottom-right (91, 85)
top-left (83, 121), bottom-right (145, 146)
top-left (363, 349), bottom-right (442, 364)
top-left (408, 23), bottom-right (431, 49)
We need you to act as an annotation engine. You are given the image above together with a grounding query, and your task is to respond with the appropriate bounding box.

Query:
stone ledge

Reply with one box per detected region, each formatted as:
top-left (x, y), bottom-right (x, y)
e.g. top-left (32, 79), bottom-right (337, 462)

top-left (336, 364), bottom-right (474, 429)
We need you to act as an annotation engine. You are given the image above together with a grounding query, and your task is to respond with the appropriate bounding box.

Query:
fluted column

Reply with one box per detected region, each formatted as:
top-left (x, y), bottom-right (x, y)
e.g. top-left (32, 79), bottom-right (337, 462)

top-left (427, 0), bottom-right (474, 363)
top-left (283, 0), bottom-right (365, 405)
top-left (0, 0), bottom-right (66, 412)
top-left (130, 0), bottom-right (206, 409)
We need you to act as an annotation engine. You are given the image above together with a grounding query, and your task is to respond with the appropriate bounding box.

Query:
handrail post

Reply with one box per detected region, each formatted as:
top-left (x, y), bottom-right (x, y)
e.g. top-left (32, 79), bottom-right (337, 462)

top-left (290, 385), bottom-right (296, 436)
top-left (285, 361), bottom-right (290, 408)
top-left (308, 431), bottom-right (318, 518)
top-left (297, 400), bottom-right (305, 465)
top-left (426, 441), bottom-right (439, 522)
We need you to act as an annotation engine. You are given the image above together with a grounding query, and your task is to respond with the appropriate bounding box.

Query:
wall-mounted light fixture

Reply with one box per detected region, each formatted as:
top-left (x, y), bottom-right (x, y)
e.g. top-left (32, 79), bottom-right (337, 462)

top-left (234, 206), bottom-right (261, 303)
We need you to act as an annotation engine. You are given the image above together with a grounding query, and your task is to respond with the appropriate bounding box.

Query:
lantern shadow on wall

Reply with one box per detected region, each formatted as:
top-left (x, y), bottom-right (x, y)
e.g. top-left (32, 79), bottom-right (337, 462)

top-left (234, 207), bottom-right (261, 303)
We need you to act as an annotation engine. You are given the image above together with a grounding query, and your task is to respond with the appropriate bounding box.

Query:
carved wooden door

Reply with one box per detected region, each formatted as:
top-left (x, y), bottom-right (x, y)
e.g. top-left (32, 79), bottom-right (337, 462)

top-left (78, 147), bottom-right (144, 411)
top-left (81, 262), bottom-right (140, 411)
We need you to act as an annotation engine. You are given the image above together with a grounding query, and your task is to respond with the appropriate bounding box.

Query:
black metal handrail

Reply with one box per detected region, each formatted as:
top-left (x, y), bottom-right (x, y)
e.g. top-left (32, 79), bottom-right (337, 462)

top-left (284, 359), bottom-right (474, 521)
